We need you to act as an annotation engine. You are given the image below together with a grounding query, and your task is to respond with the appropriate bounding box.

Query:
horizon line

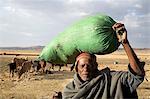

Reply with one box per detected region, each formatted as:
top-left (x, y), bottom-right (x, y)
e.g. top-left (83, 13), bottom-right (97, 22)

top-left (0, 46), bottom-right (149, 49)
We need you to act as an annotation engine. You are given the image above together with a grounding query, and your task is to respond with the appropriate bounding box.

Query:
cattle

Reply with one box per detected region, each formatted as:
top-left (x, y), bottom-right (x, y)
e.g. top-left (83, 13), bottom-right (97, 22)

top-left (32, 59), bottom-right (48, 74)
top-left (46, 63), bottom-right (75, 72)
top-left (32, 60), bottom-right (66, 73)
top-left (32, 60), bottom-right (72, 73)
top-left (8, 62), bottom-right (16, 77)
top-left (13, 57), bottom-right (27, 71)
top-left (18, 61), bottom-right (33, 79)
top-left (8, 57), bottom-right (27, 78)
top-left (39, 59), bottom-right (46, 73)
top-left (51, 63), bottom-right (68, 71)
top-left (32, 60), bottom-right (41, 72)
top-left (44, 62), bottom-right (53, 74)
top-left (51, 63), bottom-right (75, 71)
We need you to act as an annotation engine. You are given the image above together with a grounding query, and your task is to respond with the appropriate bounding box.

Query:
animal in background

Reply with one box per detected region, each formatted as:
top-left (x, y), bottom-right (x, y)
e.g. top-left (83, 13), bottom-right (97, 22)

top-left (8, 62), bottom-right (16, 77)
top-left (13, 57), bottom-right (27, 71)
top-left (18, 61), bottom-right (33, 79)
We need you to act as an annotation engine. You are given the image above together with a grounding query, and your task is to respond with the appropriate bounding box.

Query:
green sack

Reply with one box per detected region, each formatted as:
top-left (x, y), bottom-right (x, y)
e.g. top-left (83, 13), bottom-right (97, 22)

top-left (39, 14), bottom-right (120, 64)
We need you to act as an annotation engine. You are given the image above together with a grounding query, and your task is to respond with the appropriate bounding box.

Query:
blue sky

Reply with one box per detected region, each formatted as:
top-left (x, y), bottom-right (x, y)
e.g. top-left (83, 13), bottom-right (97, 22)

top-left (0, 0), bottom-right (149, 48)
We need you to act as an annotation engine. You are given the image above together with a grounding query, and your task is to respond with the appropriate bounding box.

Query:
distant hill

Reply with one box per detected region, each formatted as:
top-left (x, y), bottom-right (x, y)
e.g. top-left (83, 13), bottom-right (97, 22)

top-left (0, 46), bottom-right (149, 51)
top-left (118, 48), bottom-right (150, 50)
top-left (0, 46), bottom-right (44, 50)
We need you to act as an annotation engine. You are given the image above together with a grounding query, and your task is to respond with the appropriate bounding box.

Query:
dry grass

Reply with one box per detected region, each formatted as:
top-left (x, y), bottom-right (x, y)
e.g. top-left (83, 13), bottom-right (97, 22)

top-left (0, 49), bottom-right (150, 99)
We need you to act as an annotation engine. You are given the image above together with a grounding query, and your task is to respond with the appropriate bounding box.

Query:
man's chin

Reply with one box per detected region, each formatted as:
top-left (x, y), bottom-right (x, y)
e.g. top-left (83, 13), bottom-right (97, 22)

top-left (81, 75), bottom-right (91, 81)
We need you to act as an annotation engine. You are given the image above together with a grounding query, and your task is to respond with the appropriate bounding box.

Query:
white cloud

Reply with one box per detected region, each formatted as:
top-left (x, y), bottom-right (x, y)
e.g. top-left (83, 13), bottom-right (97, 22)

top-left (20, 32), bottom-right (33, 37)
top-left (0, 0), bottom-right (149, 47)
top-left (78, 12), bottom-right (90, 16)
top-left (65, 11), bottom-right (90, 17)
top-left (17, 8), bottom-right (32, 17)
top-left (122, 12), bottom-right (140, 28)
top-left (122, 12), bottom-right (150, 28)
top-left (67, 0), bottom-right (93, 4)
top-left (134, 4), bottom-right (142, 9)
top-left (3, 6), bottom-right (16, 12)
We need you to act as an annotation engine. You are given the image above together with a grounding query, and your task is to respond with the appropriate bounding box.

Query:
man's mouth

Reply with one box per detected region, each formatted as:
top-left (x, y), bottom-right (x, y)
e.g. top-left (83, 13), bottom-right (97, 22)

top-left (82, 73), bottom-right (89, 77)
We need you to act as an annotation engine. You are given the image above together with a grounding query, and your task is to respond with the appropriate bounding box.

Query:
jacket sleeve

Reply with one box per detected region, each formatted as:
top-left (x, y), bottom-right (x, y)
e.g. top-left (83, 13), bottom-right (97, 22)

top-left (122, 64), bottom-right (145, 92)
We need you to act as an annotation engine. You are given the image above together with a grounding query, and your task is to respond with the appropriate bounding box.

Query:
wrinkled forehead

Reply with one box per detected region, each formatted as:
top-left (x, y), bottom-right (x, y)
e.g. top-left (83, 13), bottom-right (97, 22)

top-left (77, 58), bottom-right (91, 65)
top-left (76, 52), bottom-right (96, 62)
top-left (76, 53), bottom-right (91, 61)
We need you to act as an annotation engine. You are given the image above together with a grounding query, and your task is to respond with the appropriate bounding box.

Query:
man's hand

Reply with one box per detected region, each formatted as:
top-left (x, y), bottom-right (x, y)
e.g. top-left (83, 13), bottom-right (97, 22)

top-left (112, 23), bottom-right (127, 43)
top-left (113, 23), bottom-right (145, 76)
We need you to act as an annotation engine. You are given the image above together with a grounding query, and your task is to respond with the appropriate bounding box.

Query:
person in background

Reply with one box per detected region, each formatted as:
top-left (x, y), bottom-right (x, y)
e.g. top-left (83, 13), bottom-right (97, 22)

top-left (62, 23), bottom-right (145, 99)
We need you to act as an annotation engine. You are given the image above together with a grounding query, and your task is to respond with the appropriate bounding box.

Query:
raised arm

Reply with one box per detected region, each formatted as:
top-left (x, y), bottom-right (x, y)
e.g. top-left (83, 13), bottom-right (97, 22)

top-left (112, 23), bottom-right (145, 76)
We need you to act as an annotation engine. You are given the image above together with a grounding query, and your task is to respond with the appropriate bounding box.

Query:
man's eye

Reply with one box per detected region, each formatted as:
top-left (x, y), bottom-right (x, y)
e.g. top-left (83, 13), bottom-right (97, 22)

top-left (81, 64), bottom-right (92, 68)
top-left (81, 65), bottom-right (85, 68)
top-left (87, 64), bottom-right (92, 68)
top-left (78, 64), bottom-right (85, 68)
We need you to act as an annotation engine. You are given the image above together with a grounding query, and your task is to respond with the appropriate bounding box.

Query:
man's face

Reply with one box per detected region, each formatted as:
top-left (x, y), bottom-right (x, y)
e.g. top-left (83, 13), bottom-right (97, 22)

top-left (77, 58), bottom-right (96, 81)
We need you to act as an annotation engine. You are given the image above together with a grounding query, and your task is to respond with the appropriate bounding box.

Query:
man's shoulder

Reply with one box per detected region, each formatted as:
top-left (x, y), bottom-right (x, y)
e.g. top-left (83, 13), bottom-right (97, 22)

top-left (99, 67), bottom-right (127, 78)
top-left (100, 67), bottom-right (111, 73)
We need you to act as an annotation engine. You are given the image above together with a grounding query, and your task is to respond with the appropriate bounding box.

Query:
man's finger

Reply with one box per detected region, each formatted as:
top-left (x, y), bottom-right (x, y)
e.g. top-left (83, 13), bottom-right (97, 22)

top-left (112, 23), bottom-right (124, 30)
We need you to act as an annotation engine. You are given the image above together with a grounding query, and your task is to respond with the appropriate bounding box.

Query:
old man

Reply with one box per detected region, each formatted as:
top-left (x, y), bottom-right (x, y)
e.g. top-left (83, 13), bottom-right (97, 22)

top-left (63, 23), bottom-right (145, 99)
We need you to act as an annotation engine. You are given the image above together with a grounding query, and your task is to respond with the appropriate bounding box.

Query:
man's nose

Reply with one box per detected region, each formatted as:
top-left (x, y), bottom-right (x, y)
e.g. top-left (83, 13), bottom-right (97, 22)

top-left (83, 65), bottom-right (89, 71)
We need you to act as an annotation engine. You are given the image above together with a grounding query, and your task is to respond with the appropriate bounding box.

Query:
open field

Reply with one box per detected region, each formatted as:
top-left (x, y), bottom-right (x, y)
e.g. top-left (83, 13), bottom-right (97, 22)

top-left (0, 49), bottom-right (150, 99)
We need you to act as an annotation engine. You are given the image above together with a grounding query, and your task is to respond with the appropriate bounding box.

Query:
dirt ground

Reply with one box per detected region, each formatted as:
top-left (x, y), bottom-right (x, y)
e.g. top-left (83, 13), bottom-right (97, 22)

top-left (0, 49), bottom-right (150, 99)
